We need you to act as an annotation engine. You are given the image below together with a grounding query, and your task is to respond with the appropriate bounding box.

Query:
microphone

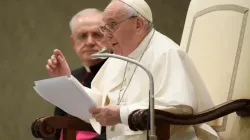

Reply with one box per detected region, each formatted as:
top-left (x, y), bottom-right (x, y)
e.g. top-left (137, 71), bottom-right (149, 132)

top-left (98, 47), bottom-right (110, 53)
top-left (93, 47), bottom-right (115, 59)
top-left (92, 47), bottom-right (110, 59)
top-left (91, 49), bottom-right (157, 140)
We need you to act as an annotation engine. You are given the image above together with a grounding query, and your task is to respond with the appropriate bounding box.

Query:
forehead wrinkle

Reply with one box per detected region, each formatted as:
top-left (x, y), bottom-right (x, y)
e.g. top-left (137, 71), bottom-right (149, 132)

top-left (72, 14), bottom-right (103, 29)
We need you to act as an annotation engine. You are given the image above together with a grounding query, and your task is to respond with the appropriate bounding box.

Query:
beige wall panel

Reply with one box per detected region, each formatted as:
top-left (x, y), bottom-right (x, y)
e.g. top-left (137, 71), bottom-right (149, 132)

top-left (0, 0), bottom-right (190, 139)
top-left (180, 0), bottom-right (250, 139)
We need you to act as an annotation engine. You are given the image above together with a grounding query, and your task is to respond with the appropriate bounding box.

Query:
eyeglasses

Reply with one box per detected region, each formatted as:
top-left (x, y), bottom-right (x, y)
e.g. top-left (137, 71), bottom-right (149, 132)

top-left (99, 16), bottom-right (137, 34)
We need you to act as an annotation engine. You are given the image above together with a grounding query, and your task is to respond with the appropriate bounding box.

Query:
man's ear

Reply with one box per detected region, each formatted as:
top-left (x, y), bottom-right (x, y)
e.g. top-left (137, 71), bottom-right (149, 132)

top-left (70, 34), bottom-right (76, 48)
top-left (136, 17), bottom-right (144, 32)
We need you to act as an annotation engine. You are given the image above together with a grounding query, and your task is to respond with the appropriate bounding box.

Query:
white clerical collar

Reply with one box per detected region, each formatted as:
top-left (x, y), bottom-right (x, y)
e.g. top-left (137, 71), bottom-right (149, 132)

top-left (84, 65), bottom-right (91, 72)
top-left (128, 29), bottom-right (155, 60)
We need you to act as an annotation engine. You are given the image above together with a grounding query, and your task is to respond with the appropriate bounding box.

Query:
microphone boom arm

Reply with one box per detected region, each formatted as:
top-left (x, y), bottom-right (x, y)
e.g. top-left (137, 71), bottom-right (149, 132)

top-left (91, 53), bottom-right (157, 140)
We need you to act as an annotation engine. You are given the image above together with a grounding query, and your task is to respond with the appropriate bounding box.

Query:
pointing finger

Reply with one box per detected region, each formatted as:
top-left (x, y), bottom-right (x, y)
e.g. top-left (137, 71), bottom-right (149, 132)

top-left (54, 49), bottom-right (66, 60)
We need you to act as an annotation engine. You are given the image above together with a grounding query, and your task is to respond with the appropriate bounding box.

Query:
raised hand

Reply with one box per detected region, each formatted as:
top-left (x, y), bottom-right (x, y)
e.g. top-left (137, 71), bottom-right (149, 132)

top-left (46, 49), bottom-right (71, 77)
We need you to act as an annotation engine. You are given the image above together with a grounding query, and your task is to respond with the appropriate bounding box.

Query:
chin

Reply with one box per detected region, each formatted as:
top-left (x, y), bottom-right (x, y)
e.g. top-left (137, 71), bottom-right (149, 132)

top-left (112, 47), bottom-right (121, 55)
top-left (81, 53), bottom-right (94, 59)
top-left (80, 55), bottom-right (91, 61)
top-left (114, 49), bottom-right (122, 55)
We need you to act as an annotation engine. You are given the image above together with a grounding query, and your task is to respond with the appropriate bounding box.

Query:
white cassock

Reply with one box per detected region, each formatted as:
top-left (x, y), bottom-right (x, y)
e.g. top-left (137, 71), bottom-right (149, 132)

top-left (83, 29), bottom-right (220, 140)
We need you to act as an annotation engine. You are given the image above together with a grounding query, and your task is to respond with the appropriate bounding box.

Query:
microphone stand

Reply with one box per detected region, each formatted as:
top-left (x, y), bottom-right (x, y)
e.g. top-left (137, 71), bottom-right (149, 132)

top-left (91, 52), bottom-right (157, 140)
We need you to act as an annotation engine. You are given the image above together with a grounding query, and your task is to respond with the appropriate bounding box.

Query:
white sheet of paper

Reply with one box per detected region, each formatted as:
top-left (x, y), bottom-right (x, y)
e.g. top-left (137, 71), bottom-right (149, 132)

top-left (33, 75), bottom-right (96, 123)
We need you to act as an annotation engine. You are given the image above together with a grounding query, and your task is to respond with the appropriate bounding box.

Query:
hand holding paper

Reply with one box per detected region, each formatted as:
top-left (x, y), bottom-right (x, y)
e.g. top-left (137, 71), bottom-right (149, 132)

top-left (33, 75), bottom-right (96, 122)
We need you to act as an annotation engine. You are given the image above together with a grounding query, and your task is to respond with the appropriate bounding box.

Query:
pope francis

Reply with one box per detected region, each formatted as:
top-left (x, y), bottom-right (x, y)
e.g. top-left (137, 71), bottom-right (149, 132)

top-left (46, 0), bottom-right (220, 139)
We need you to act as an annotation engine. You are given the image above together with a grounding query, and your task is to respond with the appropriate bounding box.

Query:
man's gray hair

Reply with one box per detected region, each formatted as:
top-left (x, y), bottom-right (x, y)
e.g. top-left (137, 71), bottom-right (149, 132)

top-left (69, 8), bottom-right (102, 33)
top-left (122, 2), bottom-right (153, 31)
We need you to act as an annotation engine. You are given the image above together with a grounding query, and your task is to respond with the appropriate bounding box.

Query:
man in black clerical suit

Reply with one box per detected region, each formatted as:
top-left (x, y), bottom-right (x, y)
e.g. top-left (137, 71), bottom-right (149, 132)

top-left (44, 8), bottom-right (111, 140)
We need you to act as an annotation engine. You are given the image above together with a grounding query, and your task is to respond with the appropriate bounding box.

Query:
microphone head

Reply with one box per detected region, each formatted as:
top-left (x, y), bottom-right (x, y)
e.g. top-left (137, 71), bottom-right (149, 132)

top-left (98, 47), bottom-right (109, 54)
top-left (91, 47), bottom-right (110, 59)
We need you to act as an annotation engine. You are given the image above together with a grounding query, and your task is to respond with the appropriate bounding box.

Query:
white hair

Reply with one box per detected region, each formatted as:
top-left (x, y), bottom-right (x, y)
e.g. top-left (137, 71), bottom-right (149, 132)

top-left (121, 2), bottom-right (153, 31)
top-left (69, 8), bottom-right (102, 33)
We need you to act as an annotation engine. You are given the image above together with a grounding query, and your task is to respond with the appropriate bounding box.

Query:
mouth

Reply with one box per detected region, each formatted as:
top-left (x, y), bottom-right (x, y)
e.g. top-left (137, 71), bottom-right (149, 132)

top-left (82, 50), bottom-right (98, 54)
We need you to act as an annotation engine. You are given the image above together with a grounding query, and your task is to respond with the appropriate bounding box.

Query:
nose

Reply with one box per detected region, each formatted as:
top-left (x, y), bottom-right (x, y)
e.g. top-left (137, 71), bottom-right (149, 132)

top-left (86, 35), bottom-right (95, 46)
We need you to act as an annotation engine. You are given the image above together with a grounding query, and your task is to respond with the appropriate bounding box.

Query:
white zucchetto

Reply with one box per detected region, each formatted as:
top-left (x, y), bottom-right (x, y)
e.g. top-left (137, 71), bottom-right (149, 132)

top-left (119, 0), bottom-right (153, 22)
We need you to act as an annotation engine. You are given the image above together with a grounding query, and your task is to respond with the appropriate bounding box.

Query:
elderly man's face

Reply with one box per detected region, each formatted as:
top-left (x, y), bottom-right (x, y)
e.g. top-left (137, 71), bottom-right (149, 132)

top-left (71, 13), bottom-right (110, 65)
top-left (103, 1), bottom-right (138, 56)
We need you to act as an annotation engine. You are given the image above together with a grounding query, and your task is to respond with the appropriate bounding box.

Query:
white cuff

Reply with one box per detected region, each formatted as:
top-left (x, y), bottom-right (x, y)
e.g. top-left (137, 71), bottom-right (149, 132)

top-left (120, 105), bottom-right (129, 125)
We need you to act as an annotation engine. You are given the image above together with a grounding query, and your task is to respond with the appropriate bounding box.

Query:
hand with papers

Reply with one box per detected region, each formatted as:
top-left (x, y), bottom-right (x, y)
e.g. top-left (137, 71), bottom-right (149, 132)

top-left (46, 49), bottom-right (71, 77)
top-left (33, 75), bottom-right (96, 122)
top-left (89, 105), bottom-right (121, 126)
